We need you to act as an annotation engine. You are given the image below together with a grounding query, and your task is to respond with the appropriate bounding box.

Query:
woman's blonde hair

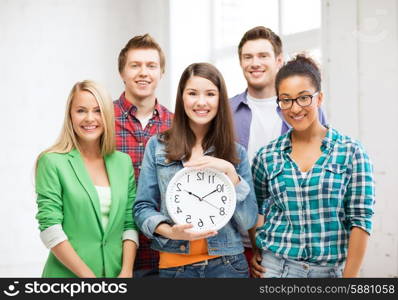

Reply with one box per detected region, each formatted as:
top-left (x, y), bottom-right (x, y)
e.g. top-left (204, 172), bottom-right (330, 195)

top-left (38, 80), bottom-right (115, 160)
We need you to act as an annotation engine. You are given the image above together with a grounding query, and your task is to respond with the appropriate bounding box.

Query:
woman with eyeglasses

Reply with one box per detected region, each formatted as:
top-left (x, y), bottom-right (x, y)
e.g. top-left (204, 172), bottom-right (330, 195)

top-left (250, 54), bottom-right (375, 278)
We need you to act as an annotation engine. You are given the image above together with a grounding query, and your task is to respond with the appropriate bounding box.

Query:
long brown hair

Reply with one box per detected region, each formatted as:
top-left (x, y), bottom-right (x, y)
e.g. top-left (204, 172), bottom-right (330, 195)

top-left (164, 63), bottom-right (238, 164)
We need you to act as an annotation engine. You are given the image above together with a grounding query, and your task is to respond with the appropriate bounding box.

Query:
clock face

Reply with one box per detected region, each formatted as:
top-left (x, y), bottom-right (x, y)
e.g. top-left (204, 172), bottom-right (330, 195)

top-left (165, 167), bottom-right (236, 232)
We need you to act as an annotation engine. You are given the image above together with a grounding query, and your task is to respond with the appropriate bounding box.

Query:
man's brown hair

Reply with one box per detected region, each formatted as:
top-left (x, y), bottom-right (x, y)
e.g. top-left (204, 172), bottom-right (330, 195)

top-left (118, 34), bottom-right (165, 73)
top-left (238, 26), bottom-right (282, 59)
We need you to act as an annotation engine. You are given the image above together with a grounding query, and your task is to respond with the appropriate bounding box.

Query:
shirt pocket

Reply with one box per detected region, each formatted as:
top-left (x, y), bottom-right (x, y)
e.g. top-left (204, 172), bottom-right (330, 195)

top-left (267, 165), bottom-right (288, 211)
top-left (321, 163), bottom-right (348, 208)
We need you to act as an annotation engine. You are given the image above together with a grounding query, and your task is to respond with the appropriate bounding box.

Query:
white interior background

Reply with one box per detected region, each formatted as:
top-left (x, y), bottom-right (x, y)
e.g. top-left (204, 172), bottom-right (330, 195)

top-left (0, 0), bottom-right (396, 277)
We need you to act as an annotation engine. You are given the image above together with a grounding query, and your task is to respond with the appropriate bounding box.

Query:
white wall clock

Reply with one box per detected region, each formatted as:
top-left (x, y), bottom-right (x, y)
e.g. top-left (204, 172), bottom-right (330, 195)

top-left (165, 167), bottom-right (236, 232)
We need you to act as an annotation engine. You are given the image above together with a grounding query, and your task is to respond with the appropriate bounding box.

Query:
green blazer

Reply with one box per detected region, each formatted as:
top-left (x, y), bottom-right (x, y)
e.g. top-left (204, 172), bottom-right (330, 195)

top-left (35, 149), bottom-right (137, 277)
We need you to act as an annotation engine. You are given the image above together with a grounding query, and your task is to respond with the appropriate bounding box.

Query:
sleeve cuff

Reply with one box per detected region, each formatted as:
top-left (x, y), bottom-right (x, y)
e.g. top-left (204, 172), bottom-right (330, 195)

top-left (234, 175), bottom-right (250, 202)
top-left (122, 229), bottom-right (139, 247)
top-left (40, 224), bottom-right (67, 249)
top-left (259, 205), bottom-right (266, 215)
top-left (260, 198), bottom-right (272, 215)
top-left (141, 214), bottom-right (173, 239)
top-left (349, 219), bottom-right (372, 235)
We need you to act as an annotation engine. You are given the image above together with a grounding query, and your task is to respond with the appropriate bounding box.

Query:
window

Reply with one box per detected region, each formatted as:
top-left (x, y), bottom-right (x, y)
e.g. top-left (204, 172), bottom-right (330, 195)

top-left (169, 0), bottom-right (322, 103)
top-left (213, 0), bottom-right (322, 96)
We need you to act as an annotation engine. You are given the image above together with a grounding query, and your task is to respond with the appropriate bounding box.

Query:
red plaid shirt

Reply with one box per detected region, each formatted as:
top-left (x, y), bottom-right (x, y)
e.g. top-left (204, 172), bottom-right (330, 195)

top-left (114, 92), bottom-right (173, 271)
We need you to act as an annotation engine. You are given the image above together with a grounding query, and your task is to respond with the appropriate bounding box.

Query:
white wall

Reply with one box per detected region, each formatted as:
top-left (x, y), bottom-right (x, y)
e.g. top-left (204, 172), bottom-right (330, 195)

top-left (1, 0), bottom-right (397, 277)
top-left (169, 0), bottom-right (213, 108)
top-left (322, 0), bottom-right (398, 277)
top-left (0, 0), bottom-right (142, 277)
top-left (0, 0), bottom-right (174, 277)
top-left (135, 0), bottom-right (172, 109)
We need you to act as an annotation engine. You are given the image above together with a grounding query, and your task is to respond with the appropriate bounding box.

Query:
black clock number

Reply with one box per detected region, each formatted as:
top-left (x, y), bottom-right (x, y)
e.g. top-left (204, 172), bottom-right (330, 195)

top-left (208, 175), bottom-right (215, 184)
top-left (198, 218), bottom-right (204, 228)
top-left (186, 175), bottom-right (190, 183)
top-left (196, 172), bottom-right (205, 181)
top-left (177, 207), bottom-right (182, 214)
top-left (219, 207), bottom-right (225, 216)
top-left (175, 194), bottom-right (180, 203)
top-left (216, 184), bottom-right (224, 192)
top-left (221, 196), bottom-right (227, 204)
top-left (176, 183), bottom-right (182, 191)
top-left (209, 215), bottom-right (215, 224)
top-left (185, 215), bottom-right (192, 224)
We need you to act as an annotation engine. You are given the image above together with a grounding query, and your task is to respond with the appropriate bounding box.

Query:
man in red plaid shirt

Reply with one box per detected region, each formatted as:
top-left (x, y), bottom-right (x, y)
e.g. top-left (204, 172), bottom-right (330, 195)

top-left (114, 34), bottom-right (173, 277)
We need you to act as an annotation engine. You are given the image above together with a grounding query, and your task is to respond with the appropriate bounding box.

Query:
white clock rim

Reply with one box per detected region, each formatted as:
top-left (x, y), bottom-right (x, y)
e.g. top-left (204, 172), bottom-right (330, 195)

top-left (165, 167), bottom-right (237, 232)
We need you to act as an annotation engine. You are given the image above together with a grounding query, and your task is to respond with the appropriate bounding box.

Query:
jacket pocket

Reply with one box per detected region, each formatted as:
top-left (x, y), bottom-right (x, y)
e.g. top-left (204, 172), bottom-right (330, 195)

top-left (155, 154), bottom-right (182, 197)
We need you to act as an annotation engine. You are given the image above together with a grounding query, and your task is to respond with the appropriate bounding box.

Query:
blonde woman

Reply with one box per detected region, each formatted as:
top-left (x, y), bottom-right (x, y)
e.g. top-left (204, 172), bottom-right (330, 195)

top-left (35, 80), bottom-right (138, 277)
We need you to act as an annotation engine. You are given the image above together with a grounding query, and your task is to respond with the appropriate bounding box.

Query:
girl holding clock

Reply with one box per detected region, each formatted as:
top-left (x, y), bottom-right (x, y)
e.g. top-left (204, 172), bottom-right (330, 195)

top-left (250, 55), bottom-right (375, 278)
top-left (134, 63), bottom-right (258, 278)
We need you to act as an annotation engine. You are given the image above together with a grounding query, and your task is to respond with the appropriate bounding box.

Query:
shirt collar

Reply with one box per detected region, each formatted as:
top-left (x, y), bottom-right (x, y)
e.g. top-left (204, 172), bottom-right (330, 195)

top-left (234, 90), bottom-right (279, 111)
top-left (232, 90), bottom-right (249, 112)
top-left (180, 145), bottom-right (215, 163)
top-left (118, 92), bottom-right (162, 118)
top-left (321, 126), bottom-right (337, 149)
top-left (280, 129), bottom-right (293, 151)
top-left (280, 126), bottom-right (335, 151)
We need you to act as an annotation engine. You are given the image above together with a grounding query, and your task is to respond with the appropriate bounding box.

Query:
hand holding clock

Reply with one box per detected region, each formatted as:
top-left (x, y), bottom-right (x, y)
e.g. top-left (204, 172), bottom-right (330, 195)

top-left (165, 165), bottom-right (237, 232)
top-left (155, 223), bottom-right (218, 241)
top-left (184, 156), bottom-right (240, 185)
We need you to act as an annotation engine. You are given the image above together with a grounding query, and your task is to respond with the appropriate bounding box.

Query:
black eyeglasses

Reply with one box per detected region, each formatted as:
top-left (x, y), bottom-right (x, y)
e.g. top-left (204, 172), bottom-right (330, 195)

top-left (276, 91), bottom-right (319, 110)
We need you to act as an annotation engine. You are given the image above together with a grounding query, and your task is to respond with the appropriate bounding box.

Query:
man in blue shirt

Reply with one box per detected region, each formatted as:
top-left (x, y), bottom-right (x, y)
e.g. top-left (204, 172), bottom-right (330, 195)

top-left (229, 26), bottom-right (327, 277)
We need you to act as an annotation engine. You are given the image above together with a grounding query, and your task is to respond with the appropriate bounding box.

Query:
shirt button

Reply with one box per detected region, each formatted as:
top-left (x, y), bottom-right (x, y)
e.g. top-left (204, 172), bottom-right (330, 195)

top-left (138, 142), bottom-right (143, 146)
top-left (180, 245), bottom-right (186, 251)
top-left (138, 165), bottom-right (142, 169)
top-left (164, 159), bottom-right (170, 163)
top-left (303, 264), bottom-right (309, 270)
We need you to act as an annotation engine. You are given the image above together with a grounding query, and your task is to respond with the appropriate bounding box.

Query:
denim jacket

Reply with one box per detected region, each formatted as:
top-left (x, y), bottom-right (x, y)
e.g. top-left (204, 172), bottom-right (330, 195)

top-left (133, 135), bottom-right (258, 256)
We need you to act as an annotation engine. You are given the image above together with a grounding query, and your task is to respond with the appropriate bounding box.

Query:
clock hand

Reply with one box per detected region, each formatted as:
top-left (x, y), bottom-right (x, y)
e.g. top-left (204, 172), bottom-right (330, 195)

top-left (184, 190), bottom-right (220, 210)
top-left (183, 190), bottom-right (203, 201)
top-left (201, 199), bottom-right (220, 210)
top-left (201, 189), bottom-right (217, 200)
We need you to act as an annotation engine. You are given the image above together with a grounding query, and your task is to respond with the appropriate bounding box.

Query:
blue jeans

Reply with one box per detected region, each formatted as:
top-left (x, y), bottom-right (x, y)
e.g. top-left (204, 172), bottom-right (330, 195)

top-left (159, 254), bottom-right (249, 278)
top-left (261, 250), bottom-right (343, 278)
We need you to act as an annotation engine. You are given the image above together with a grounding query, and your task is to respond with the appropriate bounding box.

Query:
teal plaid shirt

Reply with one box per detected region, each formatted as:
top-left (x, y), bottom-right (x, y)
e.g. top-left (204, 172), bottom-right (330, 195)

top-left (252, 127), bottom-right (375, 266)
